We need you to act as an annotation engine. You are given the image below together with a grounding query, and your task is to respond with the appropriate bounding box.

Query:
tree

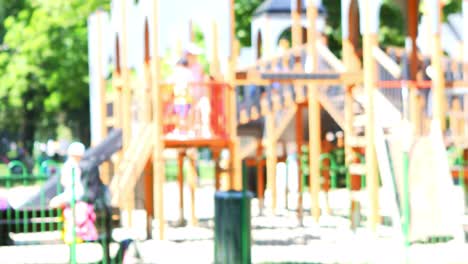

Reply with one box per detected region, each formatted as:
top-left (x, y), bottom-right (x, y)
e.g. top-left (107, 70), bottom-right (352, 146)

top-left (0, 0), bottom-right (26, 42)
top-left (0, 0), bottom-right (109, 151)
top-left (234, 0), bottom-right (264, 47)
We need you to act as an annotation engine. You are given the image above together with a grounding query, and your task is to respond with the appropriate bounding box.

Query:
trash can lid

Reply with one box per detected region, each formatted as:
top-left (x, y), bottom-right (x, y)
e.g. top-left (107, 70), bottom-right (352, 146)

top-left (215, 190), bottom-right (253, 200)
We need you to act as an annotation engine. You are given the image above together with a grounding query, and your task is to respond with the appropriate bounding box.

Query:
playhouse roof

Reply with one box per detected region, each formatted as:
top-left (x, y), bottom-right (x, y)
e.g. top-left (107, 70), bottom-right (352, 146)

top-left (254, 0), bottom-right (326, 17)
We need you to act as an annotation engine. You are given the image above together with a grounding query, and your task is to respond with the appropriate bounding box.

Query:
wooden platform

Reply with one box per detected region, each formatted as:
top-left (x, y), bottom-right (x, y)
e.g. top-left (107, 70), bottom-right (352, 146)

top-left (164, 138), bottom-right (230, 149)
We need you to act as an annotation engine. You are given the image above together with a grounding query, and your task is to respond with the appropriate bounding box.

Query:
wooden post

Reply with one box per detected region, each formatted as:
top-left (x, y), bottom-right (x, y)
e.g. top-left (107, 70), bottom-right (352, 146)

top-left (342, 0), bottom-right (361, 222)
top-left (429, 0), bottom-right (446, 131)
top-left (451, 98), bottom-right (463, 137)
top-left (120, 0), bottom-right (130, 154)
top-left (419, 95), bottom-right (429, 134)
top-left (187, 151), bottom-right (198, 226)
top-left (213, 148), bottom-right (222, 190)
top-left (256, 139), bottom-right (265, 215)
top-left (210, 21), bottom-right (221, 79)
top-left (296, 104), bottom-right (304, 225)
top-left (144, 159), bottom-right (154, 238)
top-left (177, 151), bottom-right (185, 225)
top-left (266, 111), bottom-right (277, 214)
top-left (282, 142), bottom-right (289, 210)
top-left (408, 0), bottom-right (420, 136)
top-left (306, 0), bottom-right (321, 222)
top-left (95, 11), bottom-right (110, 185)
top-left (292, 0), bottom-right (303, 46)
top-left (152, 0), bottom-right (165, 240)
top-left (362, 0), bottom-right (379, 231)
top-left (229, 1), bottom-right (242, 191)
top-left (120, 0), bottom-right (134, 227)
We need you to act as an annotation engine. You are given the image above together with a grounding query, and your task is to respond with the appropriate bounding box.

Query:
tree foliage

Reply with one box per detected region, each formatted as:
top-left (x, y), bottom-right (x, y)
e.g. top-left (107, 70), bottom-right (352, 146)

top-left (0, 0), bottom-right (109, 150)
top-left (234, 0), bottom-right (264, 47)
top-left (0, 0), bottom-right (463, 152)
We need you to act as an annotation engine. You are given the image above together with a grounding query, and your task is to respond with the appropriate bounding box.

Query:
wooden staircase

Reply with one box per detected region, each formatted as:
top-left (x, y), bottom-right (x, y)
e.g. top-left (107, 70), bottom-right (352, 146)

top-left (110, 124), bottom-right (154, 206)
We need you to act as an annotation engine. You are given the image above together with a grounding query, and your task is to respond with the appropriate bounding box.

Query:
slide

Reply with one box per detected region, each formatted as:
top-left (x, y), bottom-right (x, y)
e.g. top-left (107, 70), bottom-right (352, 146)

top-left (378, 121), bottom-right (464, 242)
top-left (15, 129), bottom-right (123, 209)
top-left (110, 125), bottom-right (153, 206)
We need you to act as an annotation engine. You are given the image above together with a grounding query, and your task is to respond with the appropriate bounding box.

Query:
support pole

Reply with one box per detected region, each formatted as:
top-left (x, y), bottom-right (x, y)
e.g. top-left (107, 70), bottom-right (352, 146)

top-left (464, 0), bottom-right (468, 79)
top-left (188, 151), bottom-right (198, 226)
top-left (120, 0), bottom-right (134, 228)
top-left (429, 0), bottom-right (446, 131)
top-left (408, 0), bottom-right (420, 136)
top-left (463, 0), bottom-right (468, 133)
top-left (213, 148), bottom-right (222, 190)
top-left (342, 42), bottom-right (357, 224)
top-left (95, 11), bottom-right (110, 185)
top-left (283, 142), bottom-right (289, 210)
top-left (291, 0), bottom-right (303, 46)
top-left (266, 111), bottom-right (277, 214)
top-left (144, 159), bottom-right (154, 239)
top-left (257, 140), bottom-right (265, 215)
top-left (210, 21), bottom-right (221, 79)
top-left (227, 0), bottom-right (241, 191)
top-left (296, 104), bottom-right (304, 225)
top-left (152, 0), bottom-right (165, 240)
top-left (306, 0), bottom-right (321, 222)
top-left (177, 151), bottom-right (186, 226)
top-left (362, 0), bottom-right (380, 232)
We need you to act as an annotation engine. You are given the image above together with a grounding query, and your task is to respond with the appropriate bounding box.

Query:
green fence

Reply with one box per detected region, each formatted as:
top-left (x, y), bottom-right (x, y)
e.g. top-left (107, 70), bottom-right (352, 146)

top-left (0, 160), bottom-right (124, 263)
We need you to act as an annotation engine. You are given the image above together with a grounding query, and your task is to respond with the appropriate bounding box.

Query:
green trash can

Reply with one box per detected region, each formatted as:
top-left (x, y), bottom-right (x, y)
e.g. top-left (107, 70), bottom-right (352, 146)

top-left (214, 190), bottom-right (253, 264)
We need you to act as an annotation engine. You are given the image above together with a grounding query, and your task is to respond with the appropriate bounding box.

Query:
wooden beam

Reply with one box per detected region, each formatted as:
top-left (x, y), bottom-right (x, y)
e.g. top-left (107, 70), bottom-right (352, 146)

top-left (210, 21), bottom-right (221, 78)
top-left (292, 0), bottom-right (303, 46)
top-left (362, 0), bottom-right (379, 232)
top-left (144, 159), bottom-right (154, 239)
top-left (120, 0), bottom-right (134, 228)
top-left (237, 44), bottom-right (308, 73)
top-left (318, 93), bottom-right (345, 128)
top-left (407, 0), bottom-right (419, 81)
top-left (213, 148), bottom-right (222, 190)
top-left (316, 42), bottom-right (347, 72)
top-left (274, 105), bottom-right (298, 141)
top-left (94, 12), bottom-right (111, 185)
top-left (177, 151), bottom-right (185, 225)
top-left (410, 82), bottom-right (420, 135)
top-left (306, 1), bottom-right (321, 222)
top-left (372, 46), bottom-right (402, 79)
top-left (296, 104), bottom-right (304, 225)
top-left (430, 0), bottom-right (446, 131)
top-left (256, 140), bottom-right (265, 214)
top-left (152, 0), bottom-right (165, 240)
top-left (230, 41), bottom-right (241, 191)
top-left (342, 39), bottom-right (357, 184)
top-left (187, 151), bottom-right (198, 226)
top-left (266, 111), bottom-right (277, 214)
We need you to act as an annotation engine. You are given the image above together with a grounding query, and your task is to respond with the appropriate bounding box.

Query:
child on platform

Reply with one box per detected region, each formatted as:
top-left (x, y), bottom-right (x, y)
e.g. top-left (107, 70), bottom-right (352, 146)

top-left (168, 58), bottom-right (194, 137)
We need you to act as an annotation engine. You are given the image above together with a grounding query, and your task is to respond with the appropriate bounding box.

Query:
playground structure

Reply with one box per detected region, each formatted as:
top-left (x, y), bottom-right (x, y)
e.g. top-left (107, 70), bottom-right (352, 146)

top-left (84, 0), bottom-right (468, 248)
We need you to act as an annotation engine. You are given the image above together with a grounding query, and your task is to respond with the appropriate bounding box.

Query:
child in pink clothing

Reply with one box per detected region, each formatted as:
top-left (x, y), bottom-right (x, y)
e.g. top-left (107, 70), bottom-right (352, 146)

top-left (185, 43), bottom-right (212, 137)
top-left (63, 201), bottom-right (98, 243)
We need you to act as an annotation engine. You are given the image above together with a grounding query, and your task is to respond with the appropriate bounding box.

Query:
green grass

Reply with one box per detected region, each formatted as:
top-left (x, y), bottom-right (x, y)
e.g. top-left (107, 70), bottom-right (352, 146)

top-left (165, 159), bottom-right (215, 182)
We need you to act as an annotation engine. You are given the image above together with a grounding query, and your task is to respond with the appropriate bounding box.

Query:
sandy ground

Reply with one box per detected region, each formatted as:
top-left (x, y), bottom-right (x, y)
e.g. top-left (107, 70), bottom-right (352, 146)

top-left (1, 182), bottom-right (468, 263)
